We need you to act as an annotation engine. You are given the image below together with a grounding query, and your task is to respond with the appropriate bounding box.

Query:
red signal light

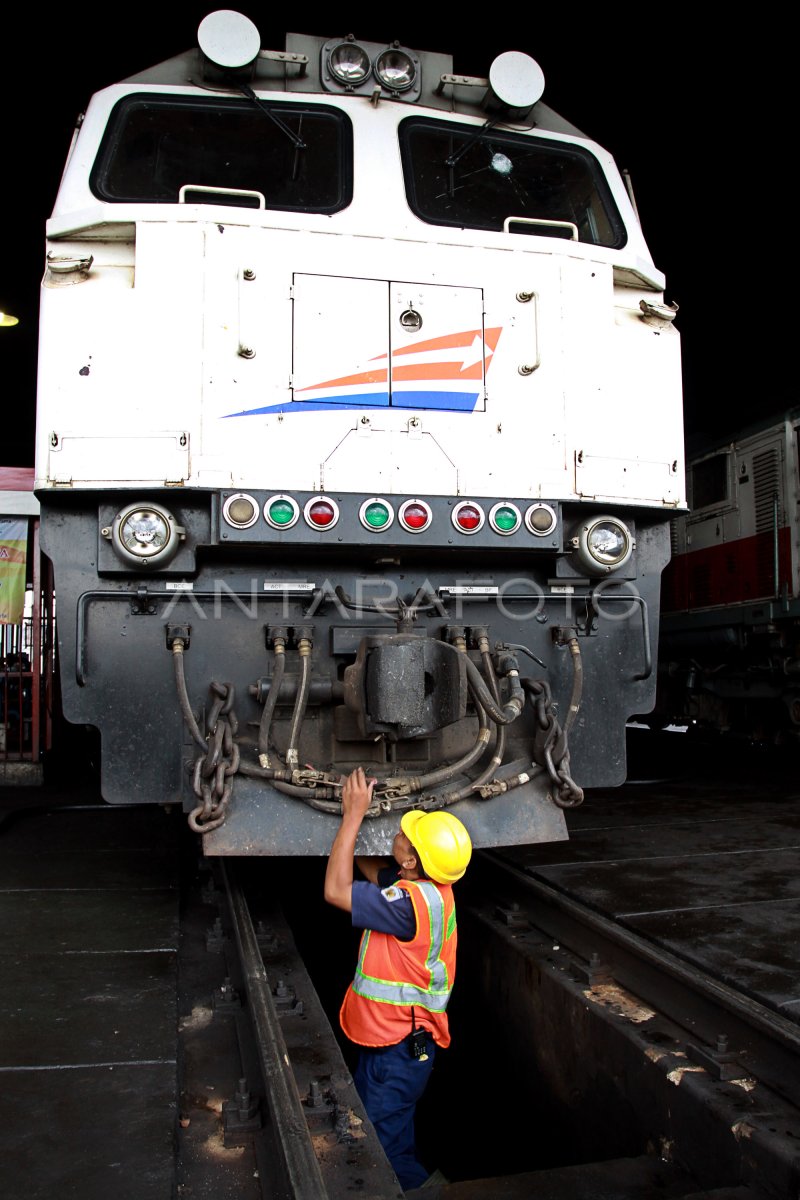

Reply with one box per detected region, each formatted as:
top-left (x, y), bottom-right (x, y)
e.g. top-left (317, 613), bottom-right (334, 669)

top-left (303, 496), bottom-right (340, 530)
top-left (451, 501), bottom-right (485, 534)
top-left (456, 505), bottom-right (481, 530)
top-left (399, 499), bottom-right (432, 532)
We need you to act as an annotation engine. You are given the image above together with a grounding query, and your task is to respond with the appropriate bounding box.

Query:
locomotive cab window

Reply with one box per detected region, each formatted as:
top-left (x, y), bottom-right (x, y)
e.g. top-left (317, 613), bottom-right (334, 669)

top-left (691, 452), bottom-right (730, 510)
top-left (90, 95), bottom-right (352, 213)
top-left (399, 117), bottom-right (626, 247)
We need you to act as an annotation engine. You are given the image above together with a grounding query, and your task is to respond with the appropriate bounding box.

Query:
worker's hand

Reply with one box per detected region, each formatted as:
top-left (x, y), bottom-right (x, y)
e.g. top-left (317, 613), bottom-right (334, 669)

top-left (341, 767), bottom-right (376, 821)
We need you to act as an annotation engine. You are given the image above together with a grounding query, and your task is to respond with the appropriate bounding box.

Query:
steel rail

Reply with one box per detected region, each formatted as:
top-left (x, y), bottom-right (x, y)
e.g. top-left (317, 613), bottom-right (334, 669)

top-left (476, 851), bottom-right (800, 1103)
top-left (221, 862), bottom-right (329, 1200)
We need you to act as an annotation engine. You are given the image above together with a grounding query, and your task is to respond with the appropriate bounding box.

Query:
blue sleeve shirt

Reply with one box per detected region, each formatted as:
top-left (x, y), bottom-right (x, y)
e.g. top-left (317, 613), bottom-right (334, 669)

top-left (351, 866), bottom-right (417, 940)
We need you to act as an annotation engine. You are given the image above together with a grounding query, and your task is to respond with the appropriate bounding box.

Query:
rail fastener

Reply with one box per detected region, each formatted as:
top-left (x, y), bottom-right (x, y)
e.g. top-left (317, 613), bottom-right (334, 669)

top-left (685, 1035), bottom-right (745, 1082)
top-left (222, 1077), bottom-right (262, 1145)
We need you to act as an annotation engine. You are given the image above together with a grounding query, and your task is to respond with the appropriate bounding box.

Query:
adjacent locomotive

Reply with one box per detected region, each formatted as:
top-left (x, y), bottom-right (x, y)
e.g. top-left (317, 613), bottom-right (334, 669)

top-left (35, 12), bottom-right (685, 853)
top-left (658, 408), bottom-right (800, 740)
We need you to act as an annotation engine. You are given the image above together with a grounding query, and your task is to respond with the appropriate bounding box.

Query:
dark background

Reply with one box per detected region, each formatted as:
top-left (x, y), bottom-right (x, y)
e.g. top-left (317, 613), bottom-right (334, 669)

top-left (1, 7), bottom-right (791, 466)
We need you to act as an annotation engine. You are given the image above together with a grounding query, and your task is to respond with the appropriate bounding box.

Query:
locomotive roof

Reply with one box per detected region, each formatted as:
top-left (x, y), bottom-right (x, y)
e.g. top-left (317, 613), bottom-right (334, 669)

top-left (121, 30), bottom-right (588, 141)
top-left (686, 405), bottom-right (800, 461)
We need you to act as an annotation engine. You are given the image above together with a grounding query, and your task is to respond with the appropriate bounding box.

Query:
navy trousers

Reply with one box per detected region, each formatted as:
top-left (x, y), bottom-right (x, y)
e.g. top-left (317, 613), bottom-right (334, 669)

top-left (353, 1039), bottom-right (436, 1190)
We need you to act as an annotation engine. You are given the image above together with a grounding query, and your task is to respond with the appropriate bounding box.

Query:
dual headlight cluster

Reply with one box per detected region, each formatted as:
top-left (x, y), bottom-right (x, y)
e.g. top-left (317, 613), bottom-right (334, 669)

top-left (323, 38), bottom-right (419, 98)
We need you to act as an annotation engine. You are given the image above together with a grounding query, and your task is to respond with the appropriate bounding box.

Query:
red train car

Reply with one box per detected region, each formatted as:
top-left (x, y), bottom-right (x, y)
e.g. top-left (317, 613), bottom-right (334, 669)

top-left (657, 408), bottom-right (800, 738)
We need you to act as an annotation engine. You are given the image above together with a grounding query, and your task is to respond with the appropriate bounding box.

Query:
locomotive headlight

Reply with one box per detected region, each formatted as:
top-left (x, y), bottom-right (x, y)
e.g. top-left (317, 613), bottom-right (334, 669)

top-left (109, 503), bottom-right (184, 568)
top-left (328, 41), bottom-right (371, 85)
top-left (374, 49), bottom-right (416, 92)
top-left (571, 515), bottom-right (634, 575)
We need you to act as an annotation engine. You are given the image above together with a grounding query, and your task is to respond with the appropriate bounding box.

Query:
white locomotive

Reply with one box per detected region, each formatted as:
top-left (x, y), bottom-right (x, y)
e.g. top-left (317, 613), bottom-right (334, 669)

top-left (35, 12), bottom-right (685, 853)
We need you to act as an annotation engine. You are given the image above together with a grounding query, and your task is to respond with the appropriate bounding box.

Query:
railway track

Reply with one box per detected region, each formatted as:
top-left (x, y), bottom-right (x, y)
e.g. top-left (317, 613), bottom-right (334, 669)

top-left (476, 850), bottom-right (800, 1108)
top-left (187, 844), bottom-right (799, 1199)
top-left (177, 856), bottom-right (401, 1199)
top-left (440, 844), bottom-right (800, 1198)
top-left (2, 767), bottom-right (800, 1197)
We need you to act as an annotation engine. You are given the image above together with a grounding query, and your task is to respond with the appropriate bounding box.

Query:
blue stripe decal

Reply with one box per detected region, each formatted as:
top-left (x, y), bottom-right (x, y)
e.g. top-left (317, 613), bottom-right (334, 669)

top-left (223, 390), bottom-right (478, 418)
top-left (295, 390), bottom-right (390, 408)
top-left (223, 392), bottom-right (389, 417)
top-left (392, 390), bottom-right (480, 411)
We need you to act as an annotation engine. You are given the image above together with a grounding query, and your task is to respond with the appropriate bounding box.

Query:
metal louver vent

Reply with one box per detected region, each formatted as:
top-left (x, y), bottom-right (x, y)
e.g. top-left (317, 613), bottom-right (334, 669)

top-left (753, 447), bottom-right (781, 533)
top-left (669, 517), bottom-right (679, 556)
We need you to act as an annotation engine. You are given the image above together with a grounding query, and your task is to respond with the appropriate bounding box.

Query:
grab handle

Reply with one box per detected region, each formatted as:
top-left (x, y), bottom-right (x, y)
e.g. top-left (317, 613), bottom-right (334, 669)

top-left (178, 184), bottom-right (266, 209)
top-left (503, 216), bottom-right (578, 240)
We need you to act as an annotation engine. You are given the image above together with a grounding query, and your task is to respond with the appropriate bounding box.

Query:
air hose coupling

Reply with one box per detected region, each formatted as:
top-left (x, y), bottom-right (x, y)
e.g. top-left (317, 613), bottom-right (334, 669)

top-left (445, 625), bottom-right (468, 653)
top-left (296, 625), bottom-right (314, 657)
top-left (476, 770), bottom-right (531, 799)
top-left (493, 649), bottom-right (524, 717)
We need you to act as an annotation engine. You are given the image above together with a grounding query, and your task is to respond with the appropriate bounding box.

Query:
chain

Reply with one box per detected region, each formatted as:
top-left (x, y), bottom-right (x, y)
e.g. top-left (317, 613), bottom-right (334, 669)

top-left (183, 672), bottom-right (583, 828)
top-left (525, 679), bottom-right (584, 808)
top-left (188, 682), bottom-right (240, 834)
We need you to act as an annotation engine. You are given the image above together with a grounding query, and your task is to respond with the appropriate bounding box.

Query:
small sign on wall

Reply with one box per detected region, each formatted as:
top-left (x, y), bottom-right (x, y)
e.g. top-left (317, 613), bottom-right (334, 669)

top-left (0, 519), bottom-right (27, 624)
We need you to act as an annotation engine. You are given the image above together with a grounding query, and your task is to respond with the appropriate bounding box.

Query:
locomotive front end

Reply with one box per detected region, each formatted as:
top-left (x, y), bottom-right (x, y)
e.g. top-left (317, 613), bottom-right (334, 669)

top-left (35, 13), bottom-right (685, 853)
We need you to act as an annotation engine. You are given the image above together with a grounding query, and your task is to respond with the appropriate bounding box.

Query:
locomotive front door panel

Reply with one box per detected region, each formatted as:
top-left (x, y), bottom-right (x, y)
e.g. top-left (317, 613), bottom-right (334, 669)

top-left (292, 275), bottom-right (486, 412)
top-left (292, 274), bottom-right (390, 407)
top-left (388, 282), bottom-right (486, 412)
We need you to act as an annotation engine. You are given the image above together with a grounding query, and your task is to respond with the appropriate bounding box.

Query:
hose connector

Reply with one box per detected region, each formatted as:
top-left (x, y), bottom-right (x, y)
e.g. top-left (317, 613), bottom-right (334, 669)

top-left (476, 770), bottom-right (530, 799)
top-left (445, 625), bottom-right (467, 653)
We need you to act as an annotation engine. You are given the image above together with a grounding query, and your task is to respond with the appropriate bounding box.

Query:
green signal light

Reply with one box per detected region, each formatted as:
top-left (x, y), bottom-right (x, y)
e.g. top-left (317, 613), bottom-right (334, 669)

top-left (494, 506), bottom-right (518, 531)
top-left (269, 500), bottom-right (296, 525)
top-left (364, 502), bottom-right (390, 529)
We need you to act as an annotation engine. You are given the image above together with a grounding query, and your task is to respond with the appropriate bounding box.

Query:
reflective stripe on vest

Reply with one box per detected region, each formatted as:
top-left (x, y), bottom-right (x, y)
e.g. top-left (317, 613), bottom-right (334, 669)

top-left (351, 879), bottom-right (452, 1011)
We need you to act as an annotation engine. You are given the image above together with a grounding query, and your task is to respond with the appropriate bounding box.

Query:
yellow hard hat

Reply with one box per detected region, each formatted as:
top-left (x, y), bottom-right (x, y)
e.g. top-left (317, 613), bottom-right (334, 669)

top-left (400, 810), bottom-right (472, 884)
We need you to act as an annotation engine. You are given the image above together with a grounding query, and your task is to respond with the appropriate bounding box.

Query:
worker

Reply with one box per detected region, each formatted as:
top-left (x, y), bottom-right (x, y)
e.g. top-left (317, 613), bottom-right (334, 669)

top-left (324, 766), bottom-right (472, 1190)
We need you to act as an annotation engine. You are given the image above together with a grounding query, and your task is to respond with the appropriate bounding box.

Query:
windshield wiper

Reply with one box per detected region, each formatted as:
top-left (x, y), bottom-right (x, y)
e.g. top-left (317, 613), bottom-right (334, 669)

top-left (240, 84), bottom-right (306, 180)
top-left (444, 118), bottom-right (497, 198)
top-left (444, 118), bottom-right (496, 169)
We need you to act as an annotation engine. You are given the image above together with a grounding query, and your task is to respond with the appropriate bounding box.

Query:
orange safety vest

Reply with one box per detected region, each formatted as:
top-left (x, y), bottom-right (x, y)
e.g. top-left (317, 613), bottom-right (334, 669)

top-left (340, 878), bottom-right (457, 1049)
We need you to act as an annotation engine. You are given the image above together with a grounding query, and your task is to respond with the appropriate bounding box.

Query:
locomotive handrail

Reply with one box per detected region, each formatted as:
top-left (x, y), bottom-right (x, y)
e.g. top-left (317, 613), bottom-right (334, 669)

top-left (503, 216), bottom-right (579, 239)
top-left (178, 184), bottom-right (267, 208)
top-left (76, 585), bottom-right (651, 686)
top-left (589, 589), bottom-right (652, 681)
top-left (76, 590), bottom-right (136, 686)
top-left (76, 587), bottom-right (295, 686)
